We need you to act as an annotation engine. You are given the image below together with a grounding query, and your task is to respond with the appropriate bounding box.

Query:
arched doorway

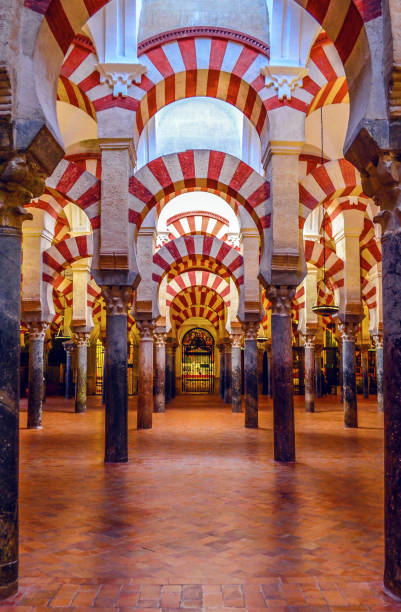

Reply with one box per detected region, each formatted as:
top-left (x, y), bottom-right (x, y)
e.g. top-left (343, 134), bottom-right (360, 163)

top-left (181, 328), bottom-right (215, 394)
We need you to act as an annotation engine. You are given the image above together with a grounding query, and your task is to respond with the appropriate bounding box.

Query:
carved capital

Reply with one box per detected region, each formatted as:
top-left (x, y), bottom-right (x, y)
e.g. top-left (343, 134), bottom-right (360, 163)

top-left (0, 153), bottom-right (46, 228)
top-left (74, 332), bottom-right (90, 347)
top-left (26, 321), bottom-right (48, 341)
top-left (63, 340), bottom-right (75, 355)
top-left (266, 285), bottom-right (295, 316)
top-left (361, 154), bottom-right (401, 236)
top-left (102, 285), bottom-right (132, 316)
top-left (338, 321), bottom-right (359, 343)
top-left (137, 319), bottom-right (156, 340)
top-left (96, 62), bottom-right (148, 96)
top-left (230, 333), bottom-right (244, 349)
top-left (372, 334), bottom-right (383, 350)
top-left (242, 321), bottom-right (259, 341)
top-left (303, 334), bottom-right (316, 349)
top-left (154, 332), bottom-right (167, 347)
top-left (261, 65), bottom-right (308, 101)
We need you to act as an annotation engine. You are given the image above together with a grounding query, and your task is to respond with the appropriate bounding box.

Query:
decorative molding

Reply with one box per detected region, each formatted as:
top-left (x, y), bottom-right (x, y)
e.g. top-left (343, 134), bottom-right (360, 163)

top-left (242, 321), bottom-right (260, 341)
top-left (138, 26), bottom-right (269, 58)
top-left (260, 65), bottom-right (309, 101)
top-left (102, 286), bottom-right (132, 316)
top-left (96, 62), bottom-right (148, 97)
top-left (266, 286), bottom-right (296, 316)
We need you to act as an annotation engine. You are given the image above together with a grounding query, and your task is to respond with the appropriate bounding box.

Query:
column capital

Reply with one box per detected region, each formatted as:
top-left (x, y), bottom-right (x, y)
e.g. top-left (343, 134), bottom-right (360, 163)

top-left (136, 319), bottom-right (156, 340)
top-left (230, 333), bottom-right (244, 348)
top-left (102, 285), bottom-right (132, 315)
top-left (266, 286), bottom-right (295, 316)
top-left (154, 332), bottom-right (167, 347)
top-left (372, 334), bottom-right (384, 349)
top-left (361, 154), bottom-right (401, 236)
top-left (338, 321), bottom-right (359, 343)
top-left (73, 332), bottom-right (90, 347)
top-left (63, 340), bottom-right (75, 355)
top-left (26, 321), bottom-right (48, 340)
top-left (242, 321), bottom-right (259, 341)
top-left (0, 154), bottom-right (46, 229)
top-left (302, 334), bottom-right (316, 349)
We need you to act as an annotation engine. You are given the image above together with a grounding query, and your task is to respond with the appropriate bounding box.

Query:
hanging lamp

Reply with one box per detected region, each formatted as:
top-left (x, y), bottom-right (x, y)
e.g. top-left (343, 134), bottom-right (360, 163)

top-left (311, 107), bottom-right (339, 317)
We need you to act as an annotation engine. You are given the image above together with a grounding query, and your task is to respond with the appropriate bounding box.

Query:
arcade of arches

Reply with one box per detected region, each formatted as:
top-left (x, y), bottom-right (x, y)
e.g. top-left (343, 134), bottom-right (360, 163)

top-left (1, 0), bottom-right (401, 606)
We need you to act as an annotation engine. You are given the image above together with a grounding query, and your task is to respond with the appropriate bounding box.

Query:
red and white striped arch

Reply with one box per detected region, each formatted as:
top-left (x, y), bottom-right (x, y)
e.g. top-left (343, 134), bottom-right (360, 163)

top-left (299, 159), bottom-right (367, 226)
top-left (166, 271), bottom-right (231, 307)
top-left (170, 286), bottom-right (226, 317)
top-left (166, 211), bottom-right (232, 244)
top-left (153, 235), bottom-right (244, 292)
top-left (304, 239), bottom-right (344, 290)
top-left (129, 150), bottom-right (270, 240)
top-left (171, 305), bottom-right (221, 330)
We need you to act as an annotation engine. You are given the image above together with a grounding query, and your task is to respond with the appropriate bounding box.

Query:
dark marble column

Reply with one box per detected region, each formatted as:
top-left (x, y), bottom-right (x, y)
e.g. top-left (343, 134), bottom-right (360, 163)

top-left (267, 345), bottom-right (273, 397)
top-left (230, 334), bottom-right (243, 413)
top-left (165, 339), bottom-right (173, 404)
top-left (154, 332), bottom-right (167, 413)
top-left (26, 322), bottom-right (47, 428)
top-left (268, 286), bottom-right (296, 462)
top-left (373, 334), bottom-right (383, 412)
top-left (137, 320), bottom-right (155, 429)
top-left (315, 344), bottom-right (322, 398)
top-left (303, 334), bottom-right (316, 413)
top-left (242, 321), bottom-right (259, 428)
top-left (339, 321), bottom-right (359, 428)
top-left (171, 342), bottom-right (177, 399)
top-left (102, 286), bottom-right (131, 463)
top-left (0, 223), bottom-right (23, 599)
top-left (361, 345), bottom-right (370, 399)
top-left (338, 339), bottom-right (344, 401)
top-left (257, 345), bottom-right (264, 394)
top-left (73, 332), bottom-right (89, 414)
top-left (63, 341), bottom-right (75, 399)
top-left (224, 340), bottom-right (232, 404)
top-left (218, 344), bottom-right (225, 399)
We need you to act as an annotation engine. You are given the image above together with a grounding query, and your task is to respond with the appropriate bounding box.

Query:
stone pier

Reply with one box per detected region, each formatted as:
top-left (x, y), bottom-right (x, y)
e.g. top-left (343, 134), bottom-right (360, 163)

top-left (26, 322), bottom-right (47, 428)
top-left (269, 286), bottom-right (296, 462)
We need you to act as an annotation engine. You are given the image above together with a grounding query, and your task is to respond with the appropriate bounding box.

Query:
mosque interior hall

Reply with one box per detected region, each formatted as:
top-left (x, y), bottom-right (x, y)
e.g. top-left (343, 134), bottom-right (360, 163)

top-left (1, 0), bottom-right (401, 608)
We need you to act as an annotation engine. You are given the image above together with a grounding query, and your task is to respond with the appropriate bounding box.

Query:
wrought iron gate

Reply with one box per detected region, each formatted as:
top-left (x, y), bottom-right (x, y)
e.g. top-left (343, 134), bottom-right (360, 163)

top-left (181, 328), bottom-right (215, 393)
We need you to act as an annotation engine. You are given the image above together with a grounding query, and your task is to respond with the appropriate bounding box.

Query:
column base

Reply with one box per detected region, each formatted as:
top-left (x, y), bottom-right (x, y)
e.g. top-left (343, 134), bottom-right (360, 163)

top-left (153, 407), bottom-right (165, 413)
top-left (27, 424), bottom-right (42, 430)
top-left (0, 579), bottom-right (18, 601)
top-left (383, 582), bottom-right (401, 602)
top-left (137, 423), bottom-right (152, 430)
top-left (75, 405), bottom-right (87, 414)
top-left (232, 406), bottom-right (242, 413)
top-left (245, 421), bottom-right (258, 429)
top-left (105, 454), bottom-right (128, 464)
top-left (305, 403), bottom-right (315, 413)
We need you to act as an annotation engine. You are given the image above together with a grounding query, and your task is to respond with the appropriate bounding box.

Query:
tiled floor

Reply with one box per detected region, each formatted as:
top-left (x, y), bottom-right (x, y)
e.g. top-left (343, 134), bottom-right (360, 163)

top-left (2, 393), bottom-right (398, 610)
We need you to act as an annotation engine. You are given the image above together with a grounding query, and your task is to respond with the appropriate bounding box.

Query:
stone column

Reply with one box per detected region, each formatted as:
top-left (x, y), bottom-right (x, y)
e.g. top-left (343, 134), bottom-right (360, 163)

top-left (373, 334), bottom-right (384, 413)
top-left (267, 345), bottom-right (273, 397)
top-left (172, 342), bottom-right (177, 398)
top-left (165, 339), bottom-right (172, 403)
top-left (361, 345), bottom-right (370, 399)
top-left (102, 286), bottom-right (131, 463)
top-left (230, 334), bottom-right (243, 413)
top-left (268, 286), bottom-right (296, 462)
top-left (338, 339), bottom-right (344, 401)
top-left (218, 344), bottom-right (225, 399)
top-left (154, 332), bottom-right (167, 413)
top-left (73, 332), bottom-right (89, 414)
top-left (26, 322), bottom-right (48, 429)
top-left (303, 334), bottom-right (316, 413)
top-left (257, 345), bottom-right (264, 394)
top-left (339, 321), bottom-right (359, 428)
top-left (315, 344), bottom-right (322, 398)
top-left (137, 320), bottom-right (155, 429)
top-left (224, 339), bottom-right (232, 404)
top-left (63, 341), bottom-right (75, 399)
top-left (0, 159), bottom-right (45, 600)
top-left (242, 321), bottom-right (259, 428)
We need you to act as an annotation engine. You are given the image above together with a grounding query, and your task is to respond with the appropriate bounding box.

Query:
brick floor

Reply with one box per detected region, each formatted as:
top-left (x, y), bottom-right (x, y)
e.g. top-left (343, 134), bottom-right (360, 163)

top-left (1, 393), bottom-right (397, 610)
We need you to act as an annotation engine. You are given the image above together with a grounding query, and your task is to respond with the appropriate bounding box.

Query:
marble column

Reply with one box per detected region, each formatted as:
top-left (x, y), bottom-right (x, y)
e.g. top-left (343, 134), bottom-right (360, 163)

top-left (224, 340), bottom-right (232, 404)
top-left (73, 332), bottom-right (89, 414)
top-left (267, 345), bottom-right (273, 397)
top-left (339, 321), bottom-right (359, 428)
top-left (63, 341), bottom-right (75, 399)
top-left (137, 320), bottom-right (155, 429)
top-left (315, 344), bottom-right (322, 398)
top-left (165, 339), bottom-right (173, 404)
top-left (102, 286), bottom-right (131, 463)
top-left (304, 334), bottom-right (316, 413)
top-left (257, 345), bottom-right (264, 394)
top-left (171, 342), bottom-right (177, 398)
top-left (338, 339), bottom-right (344, 401)
top-left (230, 334), bottom-right (243, 413)
top-left (218, 344), bottom-right (225, 400)
top-left (361, 345), bottom-right (370, 399)
top-left (26, 322), bottom-right (48, 429)
top-left (373, 335), bottom-right (383, 413)
top-left (268, 286), bottom-right (296, 462)
top-left (154, 332), bottom-right (167, 413)
top-left (242, 321), bottom-right (259, 428)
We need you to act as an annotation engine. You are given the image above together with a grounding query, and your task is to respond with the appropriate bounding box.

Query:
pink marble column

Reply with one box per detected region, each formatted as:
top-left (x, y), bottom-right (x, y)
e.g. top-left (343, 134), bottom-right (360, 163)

top-left (230, 333), bottom-right (243, 413)
top-left (154, 332), bottom-right (167, 413)
top-left (137, 320), bottom-right (155, 429)
top-left (303, 334), bottom-right (316, 413)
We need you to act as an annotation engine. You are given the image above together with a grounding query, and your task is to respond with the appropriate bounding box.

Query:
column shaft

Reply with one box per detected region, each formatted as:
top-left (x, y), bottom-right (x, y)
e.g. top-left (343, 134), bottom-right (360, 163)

top-left (224, 343), bottom-right (232, 404)
top-left (27, 324), bottom-right (47, 428)
top-left (340, 323), bottom-right (358, 428)
top-left (267, 349), bottom-right (273, 397)
top-left (243, 322), bottom-right (259, 428)
top-left (0, 226), bottom-right (22, 598)
top-left (375, 338), bottom-right (384, 412)
top-left (63, 342), bottom-right (75, 399)
top-left (137, 321), bottom-right (154, 429)
top-left (304, 339), bottom-right (315, 413)
top-left (269, 287), bottom-right (295, 462)
top-left (154, 334), bottom-right (166, 413)
top-left (74, 337), bottom-right (88, 413)
top-left (231, 338), bottom-right (242, 413)
top-left (362, 348), bottom-right (369, 399)
top-left (315, 348), bottom-right (322, 398)
top-left (219, 346), bottom-right (225, 399)
top-left (165, 344), bottom-right (172, 404)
